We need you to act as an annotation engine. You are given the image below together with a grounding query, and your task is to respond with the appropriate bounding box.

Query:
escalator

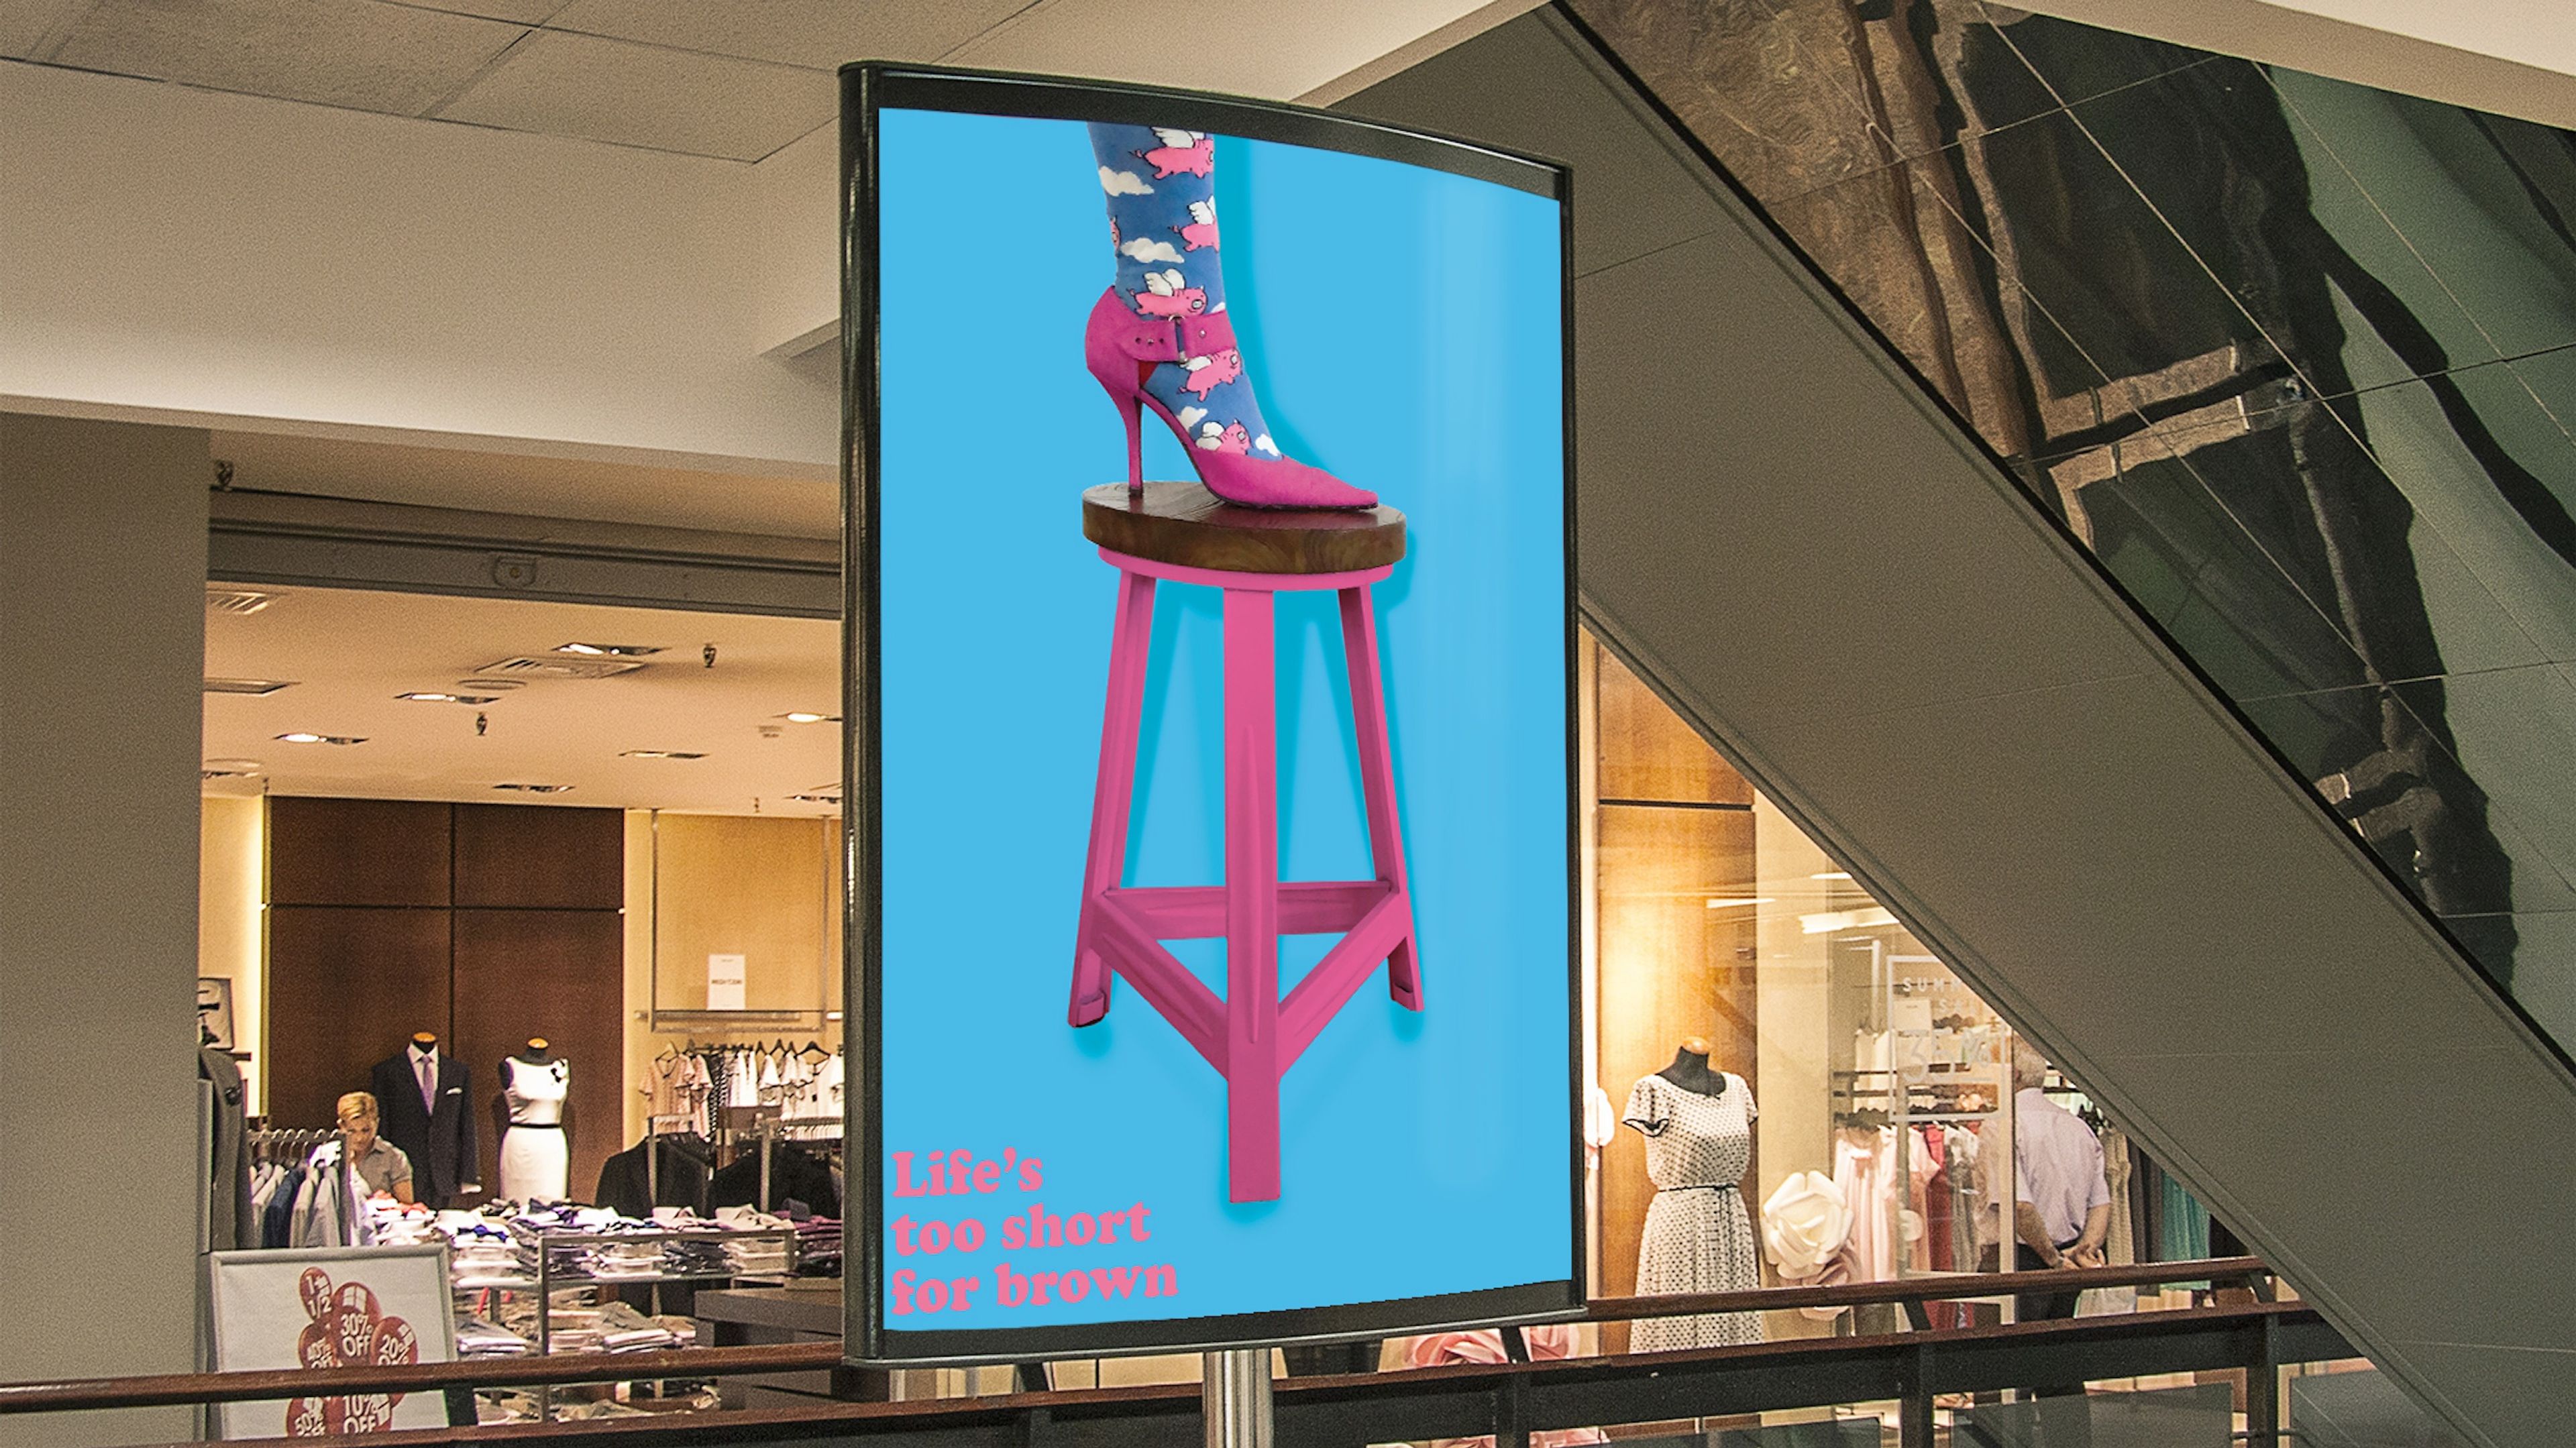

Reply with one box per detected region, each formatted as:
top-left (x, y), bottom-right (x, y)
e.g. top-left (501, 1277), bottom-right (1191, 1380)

top-left (1344, 8), bottom-right (2576, 1447)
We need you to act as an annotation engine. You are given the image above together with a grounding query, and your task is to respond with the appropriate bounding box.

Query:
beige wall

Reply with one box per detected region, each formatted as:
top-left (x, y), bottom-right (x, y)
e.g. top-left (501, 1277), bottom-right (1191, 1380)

top-left (198, 794), bottom-right (266, 1115)
top-left (0, 413), bottom-right (209, 1445)
top-left (621, 810), bottom-right (844, 1144)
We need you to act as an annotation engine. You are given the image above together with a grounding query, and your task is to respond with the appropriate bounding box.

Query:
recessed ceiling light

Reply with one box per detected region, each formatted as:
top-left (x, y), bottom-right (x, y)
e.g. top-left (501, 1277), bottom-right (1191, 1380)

top-left (555, 642), bottom-right (663, 657)
top-left (619, 749), bottom-right (707, 761)
top-left (397, 691), bottom-right (501, 705)
top-left (779, 712), bottom-right (841, 724)
top-left (205, 588), bottom-right (282, 616)
top-left (276, 732), bottom-right (365, 746)
top-left (1811, 871), bottom-right (1852, 881)
top-left (205, 677), bottom-right (296, 695)
top-left (490, 782), bottom-right (575, 793)
top-left (1703, 896), bottom-right (1776, 909)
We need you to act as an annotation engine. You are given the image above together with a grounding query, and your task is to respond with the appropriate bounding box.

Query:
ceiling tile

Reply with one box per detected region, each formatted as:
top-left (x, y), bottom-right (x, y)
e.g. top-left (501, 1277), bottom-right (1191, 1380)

top-left (544, 0), bottom-right (1026, 68)
top-left (435, 27), bottom-right (833, 160)
top-left (0, 0), bottom-right (95, 58)
top-left (47, 0), bottom-right (527, 115)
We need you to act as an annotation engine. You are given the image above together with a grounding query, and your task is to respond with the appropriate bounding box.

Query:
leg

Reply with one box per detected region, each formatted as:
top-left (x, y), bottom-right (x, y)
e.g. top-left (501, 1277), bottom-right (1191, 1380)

top-left (1338, 584), bottom-right (1420, 1009)
top-left (1222, 586), bottom-right (1282, 1203)
top-left (2015, 1243), bottom-right (2092, 1441)
top-left (1070, 569), bottom-right (1157, 1026)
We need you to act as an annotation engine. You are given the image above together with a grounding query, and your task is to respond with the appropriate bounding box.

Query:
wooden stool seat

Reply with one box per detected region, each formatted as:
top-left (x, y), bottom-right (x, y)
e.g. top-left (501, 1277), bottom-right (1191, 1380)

top-left (1081, 482), bottom-right (1405, 576)
top-left (1069, 480), bottom-right (1421, 1203)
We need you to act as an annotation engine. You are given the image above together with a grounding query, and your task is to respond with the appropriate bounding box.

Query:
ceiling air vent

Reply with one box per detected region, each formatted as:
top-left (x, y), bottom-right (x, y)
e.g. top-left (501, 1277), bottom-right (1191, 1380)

top-left (788, 783), bottom-right (844, 805)
top-left (474, 656), bottom-right (647, 681)
top-left (492, 782), bottom-right (575, 793)
top-left (207, 588), bottom-right (282, 615)
top-left (205, 677), bottom-right (296, 695)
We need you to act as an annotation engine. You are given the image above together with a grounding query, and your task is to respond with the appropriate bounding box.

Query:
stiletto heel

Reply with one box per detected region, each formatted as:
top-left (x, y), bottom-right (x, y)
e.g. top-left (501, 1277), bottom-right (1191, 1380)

top-left (1120, 390), bottom-right (1143, 493)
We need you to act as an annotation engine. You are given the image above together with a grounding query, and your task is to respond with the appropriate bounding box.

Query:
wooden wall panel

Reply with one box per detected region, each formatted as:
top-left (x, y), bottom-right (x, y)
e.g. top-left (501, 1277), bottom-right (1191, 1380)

top-left (264, 906), bottom-right (451, 1129)
top-left (454, 803), bottom-right (623, 909)
top-left (651, 814), bottom-right (832, 1013)
top-left (268, 797), bottom-right (451, 907)
top-left (1597, 649), bottom-right (1751, 806)
top-left (451, 908), bottom-right (626, 1201)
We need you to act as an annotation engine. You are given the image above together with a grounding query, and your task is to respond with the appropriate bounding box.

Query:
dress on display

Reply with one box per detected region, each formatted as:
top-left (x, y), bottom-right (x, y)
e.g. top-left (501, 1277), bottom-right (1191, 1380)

top-left (1623, 1072), bottom-right (1763, 1350)
top-left (498, 1056), bottom-right (571, 1202)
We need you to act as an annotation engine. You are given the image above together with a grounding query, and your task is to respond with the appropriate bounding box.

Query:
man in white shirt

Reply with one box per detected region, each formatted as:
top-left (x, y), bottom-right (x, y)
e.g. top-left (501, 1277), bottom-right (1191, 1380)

top-left (2010, 1040), bottom-right (2112, 1441)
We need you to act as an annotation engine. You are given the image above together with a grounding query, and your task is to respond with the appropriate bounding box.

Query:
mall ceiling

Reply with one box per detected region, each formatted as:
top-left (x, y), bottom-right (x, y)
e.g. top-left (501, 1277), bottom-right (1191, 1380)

top-left (0, 0), bottom-right (1525, 161)
top-left (202, 584), bottom-right (843, 815)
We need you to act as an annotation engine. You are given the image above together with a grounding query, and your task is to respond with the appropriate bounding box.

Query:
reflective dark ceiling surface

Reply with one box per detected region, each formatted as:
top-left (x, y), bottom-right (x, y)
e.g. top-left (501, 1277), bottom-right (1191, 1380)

top-left (1566, 0), bottom-right (2576, 1051)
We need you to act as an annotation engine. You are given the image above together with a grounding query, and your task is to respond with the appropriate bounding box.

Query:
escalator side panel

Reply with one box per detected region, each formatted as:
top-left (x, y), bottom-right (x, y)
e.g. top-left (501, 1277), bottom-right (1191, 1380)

top-left (1347, 16), bottom-right (2576, 1448)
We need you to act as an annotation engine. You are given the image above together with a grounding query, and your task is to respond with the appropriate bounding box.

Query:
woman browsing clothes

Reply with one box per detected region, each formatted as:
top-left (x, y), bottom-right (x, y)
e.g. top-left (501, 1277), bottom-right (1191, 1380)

top-left (288, 1092), bottom-right (414, 1247)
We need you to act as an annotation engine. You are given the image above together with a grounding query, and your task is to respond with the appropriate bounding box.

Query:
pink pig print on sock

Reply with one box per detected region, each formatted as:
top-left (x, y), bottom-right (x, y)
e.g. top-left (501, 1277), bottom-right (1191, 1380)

top-left (1130, 268), bottom-right (1205, 319)
top-left (1195, 420), bottom-right (1252, 454)
top-left (1136, 127), bottom-right (1213, 180)
top-left (1175, 199), bottom-right (1220, 252)
top-left (1181, 348), bottom-right (1244, 400)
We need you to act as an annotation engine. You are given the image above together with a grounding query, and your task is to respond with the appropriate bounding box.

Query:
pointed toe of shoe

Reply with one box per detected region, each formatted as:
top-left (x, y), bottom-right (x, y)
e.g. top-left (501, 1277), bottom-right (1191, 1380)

top-left (1198, 453), bottom-right (1377, 510)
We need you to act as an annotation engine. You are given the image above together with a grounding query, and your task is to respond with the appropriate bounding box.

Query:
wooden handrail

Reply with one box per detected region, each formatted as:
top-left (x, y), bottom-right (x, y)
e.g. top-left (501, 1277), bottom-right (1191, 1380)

top-left (0, 1256), bottom-right (2269, 1416)
top-left (107, 1304), bottom-right (2341, 1448)
top-left (0, 1343), bottom-right (843, 1415)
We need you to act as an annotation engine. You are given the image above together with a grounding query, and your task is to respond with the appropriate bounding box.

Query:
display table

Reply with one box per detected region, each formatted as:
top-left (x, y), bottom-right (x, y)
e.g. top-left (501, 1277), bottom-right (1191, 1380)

top-left (693, 1286), bottom-right (879, 1407)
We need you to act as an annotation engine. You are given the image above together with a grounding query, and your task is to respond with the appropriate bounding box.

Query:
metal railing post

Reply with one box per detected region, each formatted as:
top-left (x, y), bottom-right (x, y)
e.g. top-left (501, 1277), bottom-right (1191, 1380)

top-left (1201, 1348), bottom-right (1271, 1448)
top-left (1898, 1340), bottom-right (1935, 1448)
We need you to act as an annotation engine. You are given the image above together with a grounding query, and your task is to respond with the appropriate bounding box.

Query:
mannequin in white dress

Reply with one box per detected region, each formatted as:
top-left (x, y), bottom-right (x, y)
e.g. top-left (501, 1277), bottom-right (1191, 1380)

top-left (496, 1039), bottom-right (572, 1202)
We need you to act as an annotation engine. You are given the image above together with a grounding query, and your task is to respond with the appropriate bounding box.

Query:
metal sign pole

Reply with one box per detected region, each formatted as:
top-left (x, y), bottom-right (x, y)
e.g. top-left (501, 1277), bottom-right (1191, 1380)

top-left (1201, 1348), bottom-right (1273, 1448)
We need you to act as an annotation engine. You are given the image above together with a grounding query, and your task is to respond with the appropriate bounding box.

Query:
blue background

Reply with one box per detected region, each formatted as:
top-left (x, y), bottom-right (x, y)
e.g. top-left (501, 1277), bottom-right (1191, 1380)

top-left (874, 107), bottom-right (1572, 1332)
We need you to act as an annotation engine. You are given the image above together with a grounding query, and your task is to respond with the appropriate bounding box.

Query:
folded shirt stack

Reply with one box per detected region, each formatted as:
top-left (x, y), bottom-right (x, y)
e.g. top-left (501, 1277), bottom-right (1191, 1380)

top-left (794, 1218), bottom-right (843, 1278)
top-left (589, 1240), bottom-right (665, 1280)
top-left (454, 1315), bottom-right (533, 1359)
top-left (435, 1213), bottom-right (533, 1287)
top-left (594, 1301), bottom-right (680, 1353)
top-left (365, 1198), bottom-right (440, 1247)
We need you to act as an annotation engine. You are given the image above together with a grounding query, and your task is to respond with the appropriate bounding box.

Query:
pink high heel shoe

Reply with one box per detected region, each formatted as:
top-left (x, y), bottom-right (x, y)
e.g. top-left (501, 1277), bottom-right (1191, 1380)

top-left (1083, 287), bottom-right (1378, 510)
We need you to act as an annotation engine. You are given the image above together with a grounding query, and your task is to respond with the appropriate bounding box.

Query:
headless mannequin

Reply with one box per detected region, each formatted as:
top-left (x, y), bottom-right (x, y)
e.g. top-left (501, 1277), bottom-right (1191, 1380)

top-left (1657, 1036), bottom-right (1727, 1097)
top-left (495, 1038), bottom-right (573, 1201)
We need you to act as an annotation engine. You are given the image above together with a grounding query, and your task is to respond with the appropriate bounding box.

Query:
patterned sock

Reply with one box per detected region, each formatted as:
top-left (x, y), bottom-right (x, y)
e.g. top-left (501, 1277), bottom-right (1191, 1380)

top-left (1087, 123), bottom-right (1284, 461)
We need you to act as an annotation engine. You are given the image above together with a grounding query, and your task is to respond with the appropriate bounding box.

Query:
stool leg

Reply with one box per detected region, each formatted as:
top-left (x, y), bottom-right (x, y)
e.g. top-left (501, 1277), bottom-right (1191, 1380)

top-left (1338, 583), bottom-right (1421, 1010)
top-left (1222, 585), bottom-right (1282, 1203)
top-left (1070, 569), bottom-right (1156, 1027)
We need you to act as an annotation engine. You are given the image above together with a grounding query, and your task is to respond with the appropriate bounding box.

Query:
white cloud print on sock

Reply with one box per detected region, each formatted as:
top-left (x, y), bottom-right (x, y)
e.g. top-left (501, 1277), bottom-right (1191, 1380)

top-left (1119, 237), bottom-right (1189, 265)
top-left (1097, 166), bottom-right (1154, 197)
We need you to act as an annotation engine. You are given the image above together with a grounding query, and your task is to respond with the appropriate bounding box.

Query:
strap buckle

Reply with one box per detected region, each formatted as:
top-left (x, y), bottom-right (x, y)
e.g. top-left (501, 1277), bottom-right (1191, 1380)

top-left (1110, 305), bottom-right (1237, 364)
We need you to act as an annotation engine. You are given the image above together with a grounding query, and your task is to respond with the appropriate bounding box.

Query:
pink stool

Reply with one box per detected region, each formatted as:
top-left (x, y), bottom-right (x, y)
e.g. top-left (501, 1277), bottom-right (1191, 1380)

top-left (1069, 482), bottom-right (1421, 1203)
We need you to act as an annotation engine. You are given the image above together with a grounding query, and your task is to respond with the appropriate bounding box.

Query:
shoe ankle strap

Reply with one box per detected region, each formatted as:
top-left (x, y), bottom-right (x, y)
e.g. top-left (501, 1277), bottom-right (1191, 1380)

top-left (1106, 307), bottom-right (1237, 364)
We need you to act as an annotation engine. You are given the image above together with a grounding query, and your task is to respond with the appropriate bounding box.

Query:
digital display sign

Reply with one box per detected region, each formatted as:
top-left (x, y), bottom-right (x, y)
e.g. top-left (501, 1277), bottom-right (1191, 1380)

top-left (844, 63), bottom-right (1578, 1361)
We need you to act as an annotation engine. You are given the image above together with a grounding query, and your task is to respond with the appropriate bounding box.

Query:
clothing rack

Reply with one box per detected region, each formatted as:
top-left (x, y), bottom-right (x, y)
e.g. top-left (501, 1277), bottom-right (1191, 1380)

top-left (246, 1127), bottom-right (333, 1166)
top-left (742, 1115), bottom-right (843, 1212)
top-left (645, 1040), bottom-right (843, 1144)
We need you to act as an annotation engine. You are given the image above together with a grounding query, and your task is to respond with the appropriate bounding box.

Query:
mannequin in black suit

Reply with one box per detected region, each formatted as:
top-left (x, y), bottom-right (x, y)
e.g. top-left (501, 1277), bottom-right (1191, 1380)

top-left (370, 1033), bottom-right (480, 1209)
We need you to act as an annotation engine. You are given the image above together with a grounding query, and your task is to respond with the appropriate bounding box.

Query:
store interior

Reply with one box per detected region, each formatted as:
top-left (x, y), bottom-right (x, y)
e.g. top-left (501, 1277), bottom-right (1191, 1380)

top-left (187, 567), bottom-right (2252, 1413)
top-left (1580, 635), bottom-right (2249, 1362)
top-left (197, 579), bottom-right (849, 1384)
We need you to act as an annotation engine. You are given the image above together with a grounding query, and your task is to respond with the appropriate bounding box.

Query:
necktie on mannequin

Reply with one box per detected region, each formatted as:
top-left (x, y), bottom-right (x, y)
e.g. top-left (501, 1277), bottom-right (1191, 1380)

top-left (416, 1051), bottom-right (437, 1113)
